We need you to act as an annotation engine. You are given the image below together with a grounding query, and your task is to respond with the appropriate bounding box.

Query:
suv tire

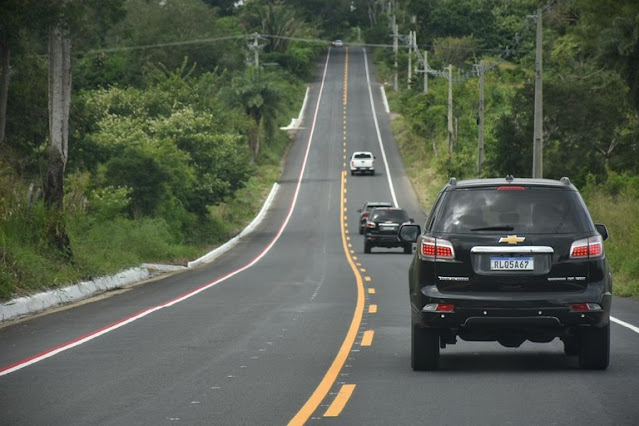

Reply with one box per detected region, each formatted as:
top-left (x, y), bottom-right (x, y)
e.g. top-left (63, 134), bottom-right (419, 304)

top-left (404, 243), bottom-right (412, 255)
top-left (364, 240), bottom-right (372, 254)
top-left (578, 324), bottom-right (610, 370)
top-left (411, 324), bottom-right (439, 371)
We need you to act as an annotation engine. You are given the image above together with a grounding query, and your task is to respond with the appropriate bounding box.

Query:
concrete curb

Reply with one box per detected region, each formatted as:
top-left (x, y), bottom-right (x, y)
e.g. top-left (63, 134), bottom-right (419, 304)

top-left (280, 86), bottom-right (309, 130)
top-left (0, 183), bottom-right (280, 323)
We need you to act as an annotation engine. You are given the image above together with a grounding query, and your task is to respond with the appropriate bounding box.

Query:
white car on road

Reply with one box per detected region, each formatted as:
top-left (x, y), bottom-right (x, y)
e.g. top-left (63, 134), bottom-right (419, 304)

top-left (350, 151), bottom-right (375, 176)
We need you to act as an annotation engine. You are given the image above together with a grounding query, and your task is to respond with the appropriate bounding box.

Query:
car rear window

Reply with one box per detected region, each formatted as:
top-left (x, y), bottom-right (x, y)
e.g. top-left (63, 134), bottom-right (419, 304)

top-left (432, 187), bottom-right (592, 234)
top-left (372, 209), bottom-right (409, 222)
top-left (354, 153), bottom-right (372, 159)
top-left (366, 203), bottom-right (391, 212)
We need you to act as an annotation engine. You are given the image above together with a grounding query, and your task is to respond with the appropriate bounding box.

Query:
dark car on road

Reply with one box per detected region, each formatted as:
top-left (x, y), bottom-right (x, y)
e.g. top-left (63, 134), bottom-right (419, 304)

top-left (364, 207), bottom-right (414, 254)
top-left (357, 201), bottom-right (393, 234)
top-left (399, 176), bottom-right (612, 370)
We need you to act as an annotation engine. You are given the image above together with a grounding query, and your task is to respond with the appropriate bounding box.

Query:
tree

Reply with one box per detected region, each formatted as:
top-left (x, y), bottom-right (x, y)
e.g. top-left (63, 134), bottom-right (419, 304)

top-left (227, 68), bottom-right (284, 162)
top-left (43, 0), bottom-right (125, 255)
top-left (0, 1), bottom-right (58, 147)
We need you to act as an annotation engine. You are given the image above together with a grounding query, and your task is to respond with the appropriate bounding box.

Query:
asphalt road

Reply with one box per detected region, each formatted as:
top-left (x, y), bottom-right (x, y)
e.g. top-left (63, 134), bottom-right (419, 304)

top-left (1, 47), bottom-right (639, 425)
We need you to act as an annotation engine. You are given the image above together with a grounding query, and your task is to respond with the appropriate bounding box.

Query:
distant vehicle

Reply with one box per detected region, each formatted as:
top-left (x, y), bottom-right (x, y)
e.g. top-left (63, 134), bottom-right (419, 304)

top-left (333, 39), bottom-right (344, 47)
top-left (350, 151), bottom-right (375, 176)
top-left (399, 176), bottom-right (612, 371)
top-left (364, 207), bottom-right (414, 254)
top-left (358, 201), bottom-right (393, 234)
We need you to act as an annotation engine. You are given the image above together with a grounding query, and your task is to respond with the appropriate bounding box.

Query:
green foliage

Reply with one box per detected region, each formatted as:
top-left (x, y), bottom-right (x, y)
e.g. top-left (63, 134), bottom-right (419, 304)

top-left (581, 173), bottom-right (639, 296)
top-left (88, 186), bottom-right (131, 220)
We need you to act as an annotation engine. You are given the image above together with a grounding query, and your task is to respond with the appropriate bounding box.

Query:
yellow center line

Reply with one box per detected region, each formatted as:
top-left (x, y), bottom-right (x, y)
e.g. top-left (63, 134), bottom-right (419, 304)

top-left (288, 50), bottom-right (362, 426)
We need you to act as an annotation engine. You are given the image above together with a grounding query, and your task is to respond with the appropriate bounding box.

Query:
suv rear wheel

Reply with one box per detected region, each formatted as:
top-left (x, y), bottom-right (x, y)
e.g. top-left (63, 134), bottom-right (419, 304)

top-left (578, 324), bottom-right (610, 370)
top-left (411, 324), bottom-right (439, 371)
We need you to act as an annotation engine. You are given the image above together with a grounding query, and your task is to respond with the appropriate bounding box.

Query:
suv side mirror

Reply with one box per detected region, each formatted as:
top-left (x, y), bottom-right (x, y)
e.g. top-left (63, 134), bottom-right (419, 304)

top-left (399, 224), bottom-right (421, 242)
top-left (595, 223), bottom-right (609, 241)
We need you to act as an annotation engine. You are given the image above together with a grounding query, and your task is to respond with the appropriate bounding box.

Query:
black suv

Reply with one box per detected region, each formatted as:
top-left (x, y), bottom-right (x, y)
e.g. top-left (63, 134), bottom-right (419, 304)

top-left (364, 207), bottom-right (414, 254)
top-left (399, 177), bottom-right (612, 370)
top-left (357, 201), bottom-right (393, 234)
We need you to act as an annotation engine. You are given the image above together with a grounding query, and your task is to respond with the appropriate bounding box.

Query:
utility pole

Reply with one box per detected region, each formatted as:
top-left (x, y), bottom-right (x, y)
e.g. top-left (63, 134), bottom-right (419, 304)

top-left (393, 14), bottom-right (398, 92)
top-left (447, 64), bottom-right (454, 158)
top-left (476, 62), bottom-right (485, 177)
top-left (424, 51), bottom-right (428, 94)
top-left (407, 31), bottom-right (412, 89)
top-left (532, 7), bottom-right (543, 178)
top-left (247, 33), bottom-right (267, 70)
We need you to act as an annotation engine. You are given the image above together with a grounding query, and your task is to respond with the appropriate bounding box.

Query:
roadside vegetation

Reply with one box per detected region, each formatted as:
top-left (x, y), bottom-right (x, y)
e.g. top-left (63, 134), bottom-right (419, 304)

top-left (369, 0), bottom-right (639, 297)
top-left (0, 0), bottom-right (343, 301)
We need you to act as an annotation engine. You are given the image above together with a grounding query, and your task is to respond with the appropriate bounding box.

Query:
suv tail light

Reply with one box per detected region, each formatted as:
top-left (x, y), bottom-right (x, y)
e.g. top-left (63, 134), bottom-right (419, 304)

top-left (420, 236), bottom-right (455, 261)
top-left (570, 303), bottom-right (602, 312)
top-left (366, 221), bottom-right (376, 229)
top-left (362, 212), bottom-right (370, 218)
top-left (570, 235), bottom-right (604, 259)
top-left (423, 303), bottom-right (455, 312)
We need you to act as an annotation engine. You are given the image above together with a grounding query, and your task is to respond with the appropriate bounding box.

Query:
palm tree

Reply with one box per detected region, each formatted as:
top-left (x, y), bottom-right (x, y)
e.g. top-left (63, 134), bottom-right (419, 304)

top-left (229, 68), bottom-right (283, 162)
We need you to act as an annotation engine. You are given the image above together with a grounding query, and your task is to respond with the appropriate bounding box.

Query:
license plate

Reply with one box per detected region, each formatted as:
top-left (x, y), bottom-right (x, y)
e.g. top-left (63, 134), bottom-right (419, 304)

top-left (380, 225), bottom-right (397, 231)
top-left (491, 257), bottom-right (534, 271)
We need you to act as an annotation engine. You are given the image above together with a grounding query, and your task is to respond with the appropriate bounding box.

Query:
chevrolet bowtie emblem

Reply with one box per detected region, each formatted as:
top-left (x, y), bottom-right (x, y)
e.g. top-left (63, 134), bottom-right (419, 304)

top-left (499, 235), bottom-right (525, 244)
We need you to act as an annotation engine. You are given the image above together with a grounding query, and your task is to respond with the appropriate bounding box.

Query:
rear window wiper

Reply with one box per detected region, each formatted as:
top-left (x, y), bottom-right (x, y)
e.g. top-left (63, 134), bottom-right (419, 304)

top-left (469, 226), bottom-right (515, 231)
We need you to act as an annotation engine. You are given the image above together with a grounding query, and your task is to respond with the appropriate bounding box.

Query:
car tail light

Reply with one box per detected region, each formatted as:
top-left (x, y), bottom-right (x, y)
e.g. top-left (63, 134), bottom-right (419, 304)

top-left (362, 212), bottom-right (370, 218)
top-left (423, 303), bottom-right (455, 312)
top-left (420, 236), bottom-right (455, 261)
top-left (570, 303), bottom-right (602, 312)
top-left (570, 235), bottom-right (604, 259)
top-left (366, 222), bottom-right (376, 229)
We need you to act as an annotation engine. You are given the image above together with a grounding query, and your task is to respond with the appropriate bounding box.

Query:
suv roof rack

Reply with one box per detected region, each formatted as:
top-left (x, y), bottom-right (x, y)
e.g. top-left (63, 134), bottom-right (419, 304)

top-left (449, 177), bottom-right (457, 186)
top-left (560, 176), bottom-right (571, 185)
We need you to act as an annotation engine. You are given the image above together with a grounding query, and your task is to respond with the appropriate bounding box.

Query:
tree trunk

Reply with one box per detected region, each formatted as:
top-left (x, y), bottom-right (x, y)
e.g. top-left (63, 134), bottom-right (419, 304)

top-left (0, 36), bottom-right (9, 146)
top-left (45, 25), bottom-right (72, 256)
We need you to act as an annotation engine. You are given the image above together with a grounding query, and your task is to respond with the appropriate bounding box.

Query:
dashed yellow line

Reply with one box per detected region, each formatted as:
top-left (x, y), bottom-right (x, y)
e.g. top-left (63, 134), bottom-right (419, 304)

top-left (369, 304), bottom-right (378, 314)
top-left (324, 384), bottom-right (356, 417)
top-left (368, 288), bottom-right (376, 294)
top-left (361, 330), bottom-right (375, 346)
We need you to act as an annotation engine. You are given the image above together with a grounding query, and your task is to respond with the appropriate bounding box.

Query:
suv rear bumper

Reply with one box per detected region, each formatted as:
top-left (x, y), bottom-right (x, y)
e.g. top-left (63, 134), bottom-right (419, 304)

top-left (412, 286), bottom-right (612, 330)
top-left (366, 233), bottom-right (403, 247)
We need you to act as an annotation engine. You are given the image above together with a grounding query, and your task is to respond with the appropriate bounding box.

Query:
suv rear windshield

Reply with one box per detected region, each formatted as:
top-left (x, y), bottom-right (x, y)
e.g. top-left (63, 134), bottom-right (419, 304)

top-left (432, 187), bottom-right (592, 234)
top-left (354, 153), bottom-right (372, 159)
top-left (372, 209), bottom-right (409, 223)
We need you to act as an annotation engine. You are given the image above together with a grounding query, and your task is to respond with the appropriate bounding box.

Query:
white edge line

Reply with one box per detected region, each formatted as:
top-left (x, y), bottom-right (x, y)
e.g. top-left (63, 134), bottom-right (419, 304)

top-left (0, 51), bottom-right (334, 377)
top-left (380, 85), bottom-right (390, 114)
top-left (363, 48), bottom-right (398, 207)
top-left (611, 316), bottom-right (639, 334)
